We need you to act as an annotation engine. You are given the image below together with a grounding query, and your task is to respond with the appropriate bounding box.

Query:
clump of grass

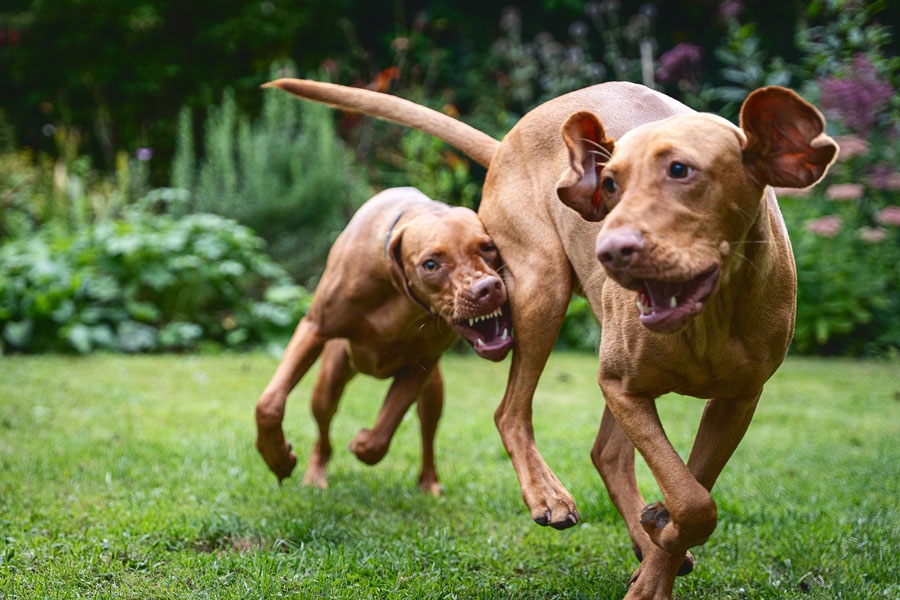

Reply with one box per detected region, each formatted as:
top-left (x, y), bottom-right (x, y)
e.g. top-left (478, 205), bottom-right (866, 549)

top-left (1, 354), bottom-right (898, 598)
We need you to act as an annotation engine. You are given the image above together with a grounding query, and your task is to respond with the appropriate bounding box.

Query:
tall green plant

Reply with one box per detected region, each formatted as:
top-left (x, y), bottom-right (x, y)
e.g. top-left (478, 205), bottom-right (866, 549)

top-left (172, 64), bottom-right (371, 286)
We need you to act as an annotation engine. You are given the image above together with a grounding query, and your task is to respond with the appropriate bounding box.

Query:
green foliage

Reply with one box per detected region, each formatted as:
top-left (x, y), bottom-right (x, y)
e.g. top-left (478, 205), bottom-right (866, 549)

top-left (782, 144), bottom-right (900, 356)
top-left (0, 200), bottom-right (309, 354)
top-left (173, 64), bottom-right (370, 286)
top-left (558, 296), bottom-right (602, 352)
top-left (395, 129), bottom-right (480, 209)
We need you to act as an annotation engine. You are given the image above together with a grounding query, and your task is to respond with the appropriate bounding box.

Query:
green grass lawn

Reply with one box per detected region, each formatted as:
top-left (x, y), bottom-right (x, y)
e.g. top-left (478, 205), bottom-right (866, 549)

top-left (1, 352), bottom-right (898, 599)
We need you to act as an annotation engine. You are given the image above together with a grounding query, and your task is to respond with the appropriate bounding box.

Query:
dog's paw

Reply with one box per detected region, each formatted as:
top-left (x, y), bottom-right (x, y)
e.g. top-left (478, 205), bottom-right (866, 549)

top-left (418, 479), bottom-right (442, 496)
top-left (640, 497), bottom-right (716, 552)
top-left (302, 463), bottom-right (328, 489)
top-left (633, 545), bottom-right (695, 577)
top-left (256, 436), bottom-right (297, 482)
top-left (640, 501), bottom-right (671, 532)
top-left (349, 429), bottom-right (389, 465)
top-left (528, 492), bottom-right (579, 529)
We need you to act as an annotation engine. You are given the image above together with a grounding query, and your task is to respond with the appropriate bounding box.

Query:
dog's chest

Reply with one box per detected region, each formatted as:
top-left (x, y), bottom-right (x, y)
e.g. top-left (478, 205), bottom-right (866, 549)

top-left (346, 316), bottom-right (456, 378)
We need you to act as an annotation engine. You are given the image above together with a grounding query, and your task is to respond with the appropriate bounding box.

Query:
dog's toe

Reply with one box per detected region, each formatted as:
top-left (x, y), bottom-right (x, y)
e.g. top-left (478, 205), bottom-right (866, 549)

top-left (534, 510), bottom-right (552, 526)
top-left (549, 509), bottom-right (580, 530)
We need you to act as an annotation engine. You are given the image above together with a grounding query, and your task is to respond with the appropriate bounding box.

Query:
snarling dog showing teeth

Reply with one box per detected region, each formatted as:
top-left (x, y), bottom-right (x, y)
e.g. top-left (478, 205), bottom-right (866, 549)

top-left (263, 78), bottom-right (836, 598)
top-left (255, 187), bottom-right (512, 495)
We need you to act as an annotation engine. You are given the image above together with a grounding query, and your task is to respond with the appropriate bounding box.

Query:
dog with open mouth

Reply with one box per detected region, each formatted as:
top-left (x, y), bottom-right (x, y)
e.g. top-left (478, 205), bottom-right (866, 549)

top-left (255, 187), bottom-right (512, 494)
top-left (263, 78), bottom-right (836, 598)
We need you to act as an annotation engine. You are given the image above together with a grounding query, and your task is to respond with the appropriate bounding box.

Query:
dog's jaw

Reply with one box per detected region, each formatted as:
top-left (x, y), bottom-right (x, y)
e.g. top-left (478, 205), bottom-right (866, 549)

top-left (633, 265), bottom-right (720, 333)
top-left (450, 300), bottom-right (514, 361)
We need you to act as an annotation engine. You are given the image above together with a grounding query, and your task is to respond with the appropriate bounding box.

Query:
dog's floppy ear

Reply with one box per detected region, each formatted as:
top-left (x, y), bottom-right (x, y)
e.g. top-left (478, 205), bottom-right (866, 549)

top-left (387, 227), bottom-right (432, 312)
top-left (740, 86), bottom-right (838, 189)
top-left (556, 111), bottom-right (615, 222)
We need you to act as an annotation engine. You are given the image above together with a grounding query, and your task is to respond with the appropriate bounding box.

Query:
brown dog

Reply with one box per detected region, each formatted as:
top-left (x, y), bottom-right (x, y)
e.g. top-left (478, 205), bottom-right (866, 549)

top-left (264, 79), bottom-right (836, 598)
top-left (255, 187), bottom-right (513, 494)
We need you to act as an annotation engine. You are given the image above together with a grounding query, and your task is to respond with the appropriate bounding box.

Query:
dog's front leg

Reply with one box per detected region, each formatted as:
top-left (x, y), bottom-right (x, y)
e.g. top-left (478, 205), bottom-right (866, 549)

top-left (592, 405), bottom-right (695, 590)
top-left (256, 318), bottom-right (328, 481)
top-left (686, 390), bottom-right (761, 490)
top-left (493, 257), bottom-right (578, 529)
top-left (600, 378), bottom-right (717, 555)
top-left (349, 361), bottom-right (437, 466)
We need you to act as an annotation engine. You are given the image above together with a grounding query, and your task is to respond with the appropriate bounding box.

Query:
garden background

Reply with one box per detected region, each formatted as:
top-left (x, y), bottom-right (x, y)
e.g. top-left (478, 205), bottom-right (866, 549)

top-left (2, 0), bottom-right (899, 356)
top-left (2, 1), bottom-right (900, 599)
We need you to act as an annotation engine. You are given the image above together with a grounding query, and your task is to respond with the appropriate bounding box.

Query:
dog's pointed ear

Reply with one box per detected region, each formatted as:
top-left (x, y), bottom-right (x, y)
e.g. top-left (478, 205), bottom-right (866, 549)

top-left (556, 111), bottom-right (615, 222)
top-left (740, 86), bottom-right (838, 189)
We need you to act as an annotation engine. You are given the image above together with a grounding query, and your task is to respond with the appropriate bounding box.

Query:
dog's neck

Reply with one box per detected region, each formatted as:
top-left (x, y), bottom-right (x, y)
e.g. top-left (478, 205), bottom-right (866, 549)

top-left (678, 188), bottom-right (792, 369)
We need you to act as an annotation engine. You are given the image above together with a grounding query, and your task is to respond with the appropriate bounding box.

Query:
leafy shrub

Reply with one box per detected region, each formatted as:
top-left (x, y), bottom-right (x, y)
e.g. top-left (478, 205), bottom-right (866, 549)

top-left (172, 63), bottom-right (370, 287)
top-left (558, 296), bottom-right (602, 353)
top-left (0, 200), bottom-right (309, 354)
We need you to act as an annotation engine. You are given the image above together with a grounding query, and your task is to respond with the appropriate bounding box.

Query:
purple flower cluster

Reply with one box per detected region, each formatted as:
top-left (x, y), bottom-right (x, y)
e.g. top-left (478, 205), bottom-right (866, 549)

top-left (818, 54), bottom-right (894, 136)
top-left (718, 0), bottom-right (743, 20)
top-left (867, 165), bottom-right (900, 191)
top-left (655, 43), bottom-right (704, 87)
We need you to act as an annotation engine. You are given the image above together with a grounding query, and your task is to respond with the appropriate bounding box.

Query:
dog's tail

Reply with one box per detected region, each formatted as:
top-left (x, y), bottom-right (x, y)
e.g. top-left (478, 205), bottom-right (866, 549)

top-left (262, 78), bottom-right (499, 168)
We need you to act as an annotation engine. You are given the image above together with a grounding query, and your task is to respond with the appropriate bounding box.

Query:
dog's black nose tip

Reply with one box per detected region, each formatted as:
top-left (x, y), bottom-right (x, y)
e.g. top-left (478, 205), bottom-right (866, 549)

top-left (596, 227), bottom-right (644, 270)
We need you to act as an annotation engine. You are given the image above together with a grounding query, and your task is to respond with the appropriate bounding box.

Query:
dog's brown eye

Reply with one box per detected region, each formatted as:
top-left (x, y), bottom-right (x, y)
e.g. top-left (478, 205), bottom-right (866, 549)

top-left (422, 259), bottom-right (438, 272)
top-left (602, 177), bottom-right (616, 193)
top-left (668, 162), bottom-right (692, 179)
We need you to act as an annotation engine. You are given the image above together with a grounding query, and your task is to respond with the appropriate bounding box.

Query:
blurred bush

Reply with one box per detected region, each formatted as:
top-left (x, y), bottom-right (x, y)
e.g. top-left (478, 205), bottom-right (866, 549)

top-left (0, 194), bottom-right (309, 354)
top-left (172, 63), bottom-right (370, 287)
top-left (2, 0), bottom-right (899, 356)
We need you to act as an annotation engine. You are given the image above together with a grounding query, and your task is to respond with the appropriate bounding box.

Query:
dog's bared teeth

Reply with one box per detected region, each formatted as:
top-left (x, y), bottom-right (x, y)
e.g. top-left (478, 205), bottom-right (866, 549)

top-left (636, 300), bottom-right (651, 315)
top-left (476, 338), bottom-right (485, 347)
top-left (501, 328), bottom-right (508, 340)
top-left (670, 296), bottom-right (678, 308)
top-left (469, 319), bottom-right (474, 326)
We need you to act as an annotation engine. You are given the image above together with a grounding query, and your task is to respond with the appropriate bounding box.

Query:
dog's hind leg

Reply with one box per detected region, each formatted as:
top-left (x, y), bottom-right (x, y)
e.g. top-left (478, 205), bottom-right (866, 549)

top-left (302, 340), bottom-right (357, 489)
top-left (415, 365), bottom-right (444, 495)
top-left (349, 360), bottom-right (438, 466)
top-left (256, 318), bottom-right (328, 481)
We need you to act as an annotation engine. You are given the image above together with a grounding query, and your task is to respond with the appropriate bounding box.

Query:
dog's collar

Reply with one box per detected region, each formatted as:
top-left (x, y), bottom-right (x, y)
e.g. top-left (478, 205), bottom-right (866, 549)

top-left (384, 210), bottom-right (406, 260)
top-left (383, 210), bottom-right (436, 316)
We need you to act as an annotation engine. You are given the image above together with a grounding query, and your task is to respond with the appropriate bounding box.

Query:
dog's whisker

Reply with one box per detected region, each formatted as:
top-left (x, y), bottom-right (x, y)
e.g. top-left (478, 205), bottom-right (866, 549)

top-left (580, 137), bottom-right (612, 158)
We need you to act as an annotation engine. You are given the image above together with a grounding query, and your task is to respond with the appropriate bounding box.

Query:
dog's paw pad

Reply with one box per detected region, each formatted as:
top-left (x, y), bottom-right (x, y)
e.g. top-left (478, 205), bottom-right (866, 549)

top-left (640, 501), bottom-right (670, 531)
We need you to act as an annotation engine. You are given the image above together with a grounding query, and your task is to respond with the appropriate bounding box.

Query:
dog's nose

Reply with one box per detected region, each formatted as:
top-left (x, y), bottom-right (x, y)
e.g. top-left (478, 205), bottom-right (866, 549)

top-left (470, 275), bottom-right (506, 306)
top-left (596, 227), bottom-right (644, 270)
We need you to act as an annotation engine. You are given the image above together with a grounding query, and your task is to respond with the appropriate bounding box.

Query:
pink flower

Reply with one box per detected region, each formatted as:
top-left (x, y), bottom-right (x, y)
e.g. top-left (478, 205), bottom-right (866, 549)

top-left (858, 226), bottom-right (887, 243)
top-left (804, 215), bottom-right (843, 237)
top-left (875, 205), bottom-right (900, 227)
top-left (835, 134), bottom-right (869, 161)
top-left (825, 183), bottom-right (864, 201)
